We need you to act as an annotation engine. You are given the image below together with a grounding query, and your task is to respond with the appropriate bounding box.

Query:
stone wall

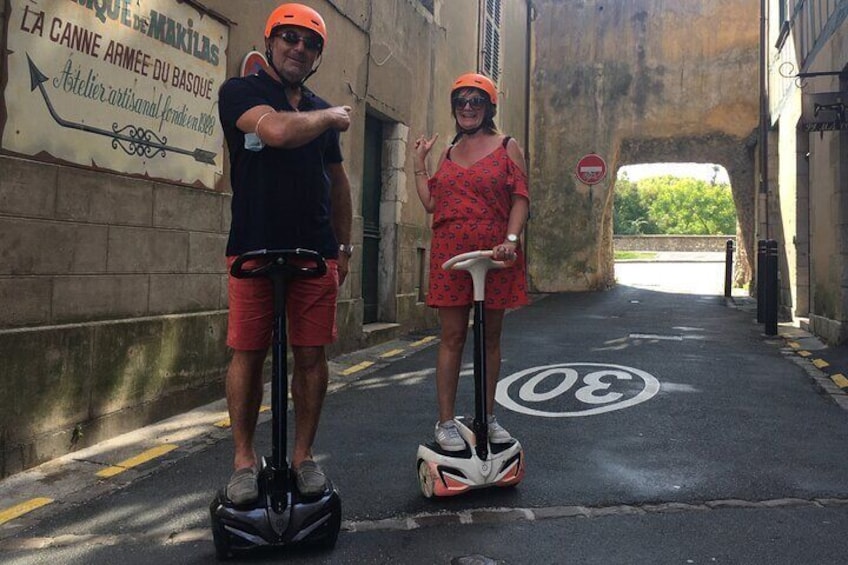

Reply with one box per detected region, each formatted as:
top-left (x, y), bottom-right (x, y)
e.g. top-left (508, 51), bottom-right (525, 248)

top-left (614, 235), bottom-right (736, 253)
top-left (0, 157), bottom-right (231, 476)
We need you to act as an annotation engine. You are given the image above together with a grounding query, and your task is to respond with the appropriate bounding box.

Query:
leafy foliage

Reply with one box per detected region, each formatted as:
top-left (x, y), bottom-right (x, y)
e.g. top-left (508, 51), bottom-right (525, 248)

top-left (613, 177), bottom-right (659, 234)
top-left (613, 175), bottom-right (736, 235)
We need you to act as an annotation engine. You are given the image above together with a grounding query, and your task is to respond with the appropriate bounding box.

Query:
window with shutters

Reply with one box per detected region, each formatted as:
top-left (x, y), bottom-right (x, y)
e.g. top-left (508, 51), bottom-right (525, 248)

top-left (480, 0), bottom-right (502, 84)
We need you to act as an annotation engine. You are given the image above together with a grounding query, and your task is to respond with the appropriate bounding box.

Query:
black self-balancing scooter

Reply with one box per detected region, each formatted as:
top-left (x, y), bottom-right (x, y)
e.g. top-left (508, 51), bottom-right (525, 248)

top-left (416, 250), bottom-right (525, 497)
top-left (210, 248), bottom-right (341, 559)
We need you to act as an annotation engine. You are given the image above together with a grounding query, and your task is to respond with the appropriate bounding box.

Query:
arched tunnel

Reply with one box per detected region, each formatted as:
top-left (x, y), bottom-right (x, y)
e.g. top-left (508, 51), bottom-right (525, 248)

top-left (527, 0), bottom-right (760, 293)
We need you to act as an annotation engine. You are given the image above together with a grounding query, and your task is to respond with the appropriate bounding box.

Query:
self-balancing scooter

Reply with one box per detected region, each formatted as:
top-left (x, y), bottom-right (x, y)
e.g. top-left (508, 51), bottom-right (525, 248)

top-left (416, 250), bottom-right (525, 497)
top-left (210, 249), bottom-right (341, 559)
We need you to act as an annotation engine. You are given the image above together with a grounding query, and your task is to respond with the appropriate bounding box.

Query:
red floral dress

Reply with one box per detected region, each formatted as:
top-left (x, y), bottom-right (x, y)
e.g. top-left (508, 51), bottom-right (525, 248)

top-left (426, 136), bottom-right (530, 309)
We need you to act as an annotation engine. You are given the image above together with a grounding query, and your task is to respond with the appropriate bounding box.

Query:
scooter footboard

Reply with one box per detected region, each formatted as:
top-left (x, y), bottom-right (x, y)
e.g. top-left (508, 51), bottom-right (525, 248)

top-left (416, 442), bottom-right (524, 497)
top-left (209, 486), bottom-right (341, 554)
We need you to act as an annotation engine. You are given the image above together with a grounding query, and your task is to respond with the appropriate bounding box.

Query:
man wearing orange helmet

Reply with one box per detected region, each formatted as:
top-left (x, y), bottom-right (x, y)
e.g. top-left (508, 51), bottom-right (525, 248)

top-left (217, 3), bottom-right (352, 504)
top-left (413, 72), bottom-right (530, 452)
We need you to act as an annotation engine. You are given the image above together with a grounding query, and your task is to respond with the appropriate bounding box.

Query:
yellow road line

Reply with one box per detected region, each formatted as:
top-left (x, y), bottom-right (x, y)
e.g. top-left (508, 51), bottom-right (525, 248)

top-left (379, 348), bottom-right (405, 358)
top-left (411, 336), bottom-right (437, 347)
top-left (96, 444), bottom-right (178, 478)
top-left (797, 350), bottom-right (811, 357)
top-left (0, 498), bottom-right (53, 526)
top-left (340, 361), bottom-right (374, 375)
top-left (831, 374), bottom-right (848, 389)
top-left (812, 358), bottom-right (830, 369)
top-left (214, 405), bottom-right (270, 428)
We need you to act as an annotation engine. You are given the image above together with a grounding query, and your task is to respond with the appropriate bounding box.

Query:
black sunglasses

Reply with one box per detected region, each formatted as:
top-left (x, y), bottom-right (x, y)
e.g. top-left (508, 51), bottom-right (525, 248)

top-left (452, 96), bottom-right (487, 110)
top-left (274, 29), bottom-right (323, 52)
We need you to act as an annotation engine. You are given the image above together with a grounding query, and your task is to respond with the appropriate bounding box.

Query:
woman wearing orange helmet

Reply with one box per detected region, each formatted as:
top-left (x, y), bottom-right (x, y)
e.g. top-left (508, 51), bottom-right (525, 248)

top-left (413, 73), bottom-right (530, 452)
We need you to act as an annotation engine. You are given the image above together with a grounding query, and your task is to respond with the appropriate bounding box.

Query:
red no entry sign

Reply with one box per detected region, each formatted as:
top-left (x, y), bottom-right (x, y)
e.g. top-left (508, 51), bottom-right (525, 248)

top-left (240, 51), bottom-right (268, 77)
top-left (575, 153), bottom-right (607, 185)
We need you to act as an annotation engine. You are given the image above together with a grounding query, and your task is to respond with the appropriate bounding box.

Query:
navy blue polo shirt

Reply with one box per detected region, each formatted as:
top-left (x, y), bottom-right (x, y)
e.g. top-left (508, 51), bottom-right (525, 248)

top-left (218, 70), bottom-right (343, 257)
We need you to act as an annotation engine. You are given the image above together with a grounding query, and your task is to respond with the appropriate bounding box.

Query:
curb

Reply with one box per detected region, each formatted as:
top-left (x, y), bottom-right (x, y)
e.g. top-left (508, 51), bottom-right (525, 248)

top-left (0, 331), bottom-right (442, 538)
top-left (725, 295), bottom-right (848, 411)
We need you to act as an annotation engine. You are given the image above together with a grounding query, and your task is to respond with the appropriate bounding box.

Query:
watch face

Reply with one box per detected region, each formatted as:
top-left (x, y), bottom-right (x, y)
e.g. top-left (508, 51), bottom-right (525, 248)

top-left (507, 234), bottom-right (519, 243)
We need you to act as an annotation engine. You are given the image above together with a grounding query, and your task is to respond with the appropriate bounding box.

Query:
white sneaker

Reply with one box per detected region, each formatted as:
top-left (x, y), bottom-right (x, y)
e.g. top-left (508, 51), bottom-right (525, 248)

top-left (434, 420), bottom-right (466, 451)
top-left (487, 414), bottom-right (513, 443)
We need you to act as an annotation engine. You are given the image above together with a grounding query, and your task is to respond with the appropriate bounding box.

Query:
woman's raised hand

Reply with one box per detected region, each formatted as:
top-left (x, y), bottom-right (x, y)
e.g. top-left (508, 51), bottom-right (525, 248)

top-left (414, 133), bottom-right (439, 163)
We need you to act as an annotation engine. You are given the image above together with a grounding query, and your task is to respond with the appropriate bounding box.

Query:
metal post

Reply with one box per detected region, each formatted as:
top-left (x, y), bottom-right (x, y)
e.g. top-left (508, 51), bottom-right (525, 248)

top-left (724, 239), bottom-right (734, 298)
top-left (757, 239), bottom-right (766, 323)
top-left (764, 240), bottom-right (779, 336)
top-left (473, 301), bottom-right (489, 462)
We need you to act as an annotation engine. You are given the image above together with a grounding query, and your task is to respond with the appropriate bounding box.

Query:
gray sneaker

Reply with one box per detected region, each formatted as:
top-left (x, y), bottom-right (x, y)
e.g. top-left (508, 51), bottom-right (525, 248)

top-left (434, 419), bottom-right (466, 451)
top-left (226, 466), bottom-right (259, 505)
top-left (487, 414), bottom-right (513, 443)
top-left (294, 460), bottom-right (328, 496)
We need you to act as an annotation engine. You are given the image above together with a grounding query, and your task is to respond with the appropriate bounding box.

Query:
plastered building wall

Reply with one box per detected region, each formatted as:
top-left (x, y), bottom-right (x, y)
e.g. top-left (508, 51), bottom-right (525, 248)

top-left (766, 0), bottom-right (848, 344)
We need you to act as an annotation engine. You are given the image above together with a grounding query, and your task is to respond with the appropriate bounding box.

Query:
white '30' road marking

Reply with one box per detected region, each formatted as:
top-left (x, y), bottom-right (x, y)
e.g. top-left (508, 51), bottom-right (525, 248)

top-left (496, 363), bottom-right (660, 417)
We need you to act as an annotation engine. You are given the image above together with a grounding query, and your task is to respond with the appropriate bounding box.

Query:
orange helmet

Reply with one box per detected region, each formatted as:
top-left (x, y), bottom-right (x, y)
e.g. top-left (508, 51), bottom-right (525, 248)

top-left (451, 73), bottom-right (497, 105)
top-left (264, 3), bottom-right (327, 44)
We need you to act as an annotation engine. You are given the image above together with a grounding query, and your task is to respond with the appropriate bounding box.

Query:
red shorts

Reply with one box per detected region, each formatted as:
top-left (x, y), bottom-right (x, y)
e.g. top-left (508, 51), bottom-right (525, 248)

top-left (226, 257), bottom-right (339, 350)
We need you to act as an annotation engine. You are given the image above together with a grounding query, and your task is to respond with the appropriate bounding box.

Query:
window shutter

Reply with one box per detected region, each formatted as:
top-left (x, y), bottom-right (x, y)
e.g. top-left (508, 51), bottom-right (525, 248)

top-left (481, 0), bottom-right (502, 83)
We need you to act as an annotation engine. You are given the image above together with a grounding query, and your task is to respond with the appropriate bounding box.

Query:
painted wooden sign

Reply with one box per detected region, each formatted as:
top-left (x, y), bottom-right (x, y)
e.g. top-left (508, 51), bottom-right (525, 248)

top-left (3, 0), bottom-right (229, 188)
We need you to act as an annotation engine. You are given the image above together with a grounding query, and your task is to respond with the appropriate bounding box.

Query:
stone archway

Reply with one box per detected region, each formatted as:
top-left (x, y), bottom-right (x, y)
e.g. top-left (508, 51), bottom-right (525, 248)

top-left (617, 134), bottom-right (757, 285)
top-left (528, 0), bottom-right (760, 293)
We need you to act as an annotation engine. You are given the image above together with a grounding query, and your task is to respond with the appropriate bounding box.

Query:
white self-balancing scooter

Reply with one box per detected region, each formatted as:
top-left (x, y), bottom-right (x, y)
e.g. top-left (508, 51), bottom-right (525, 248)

top-left (416, 250), bottom-right (525, 497)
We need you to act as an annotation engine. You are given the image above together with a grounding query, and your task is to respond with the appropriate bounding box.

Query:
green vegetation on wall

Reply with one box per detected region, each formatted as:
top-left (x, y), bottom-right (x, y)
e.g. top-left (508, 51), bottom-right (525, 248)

top-left (614, 175), bottom-right (736, 235)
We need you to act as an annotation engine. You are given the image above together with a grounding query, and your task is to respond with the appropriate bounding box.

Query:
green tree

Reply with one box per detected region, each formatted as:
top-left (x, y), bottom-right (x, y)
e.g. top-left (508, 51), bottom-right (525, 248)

top-left (614, 175), bottom-right (736, 235)
top-left (640, 176), bottom-right (736, 234)
top-left (613, 177), bottom-right (659, 234)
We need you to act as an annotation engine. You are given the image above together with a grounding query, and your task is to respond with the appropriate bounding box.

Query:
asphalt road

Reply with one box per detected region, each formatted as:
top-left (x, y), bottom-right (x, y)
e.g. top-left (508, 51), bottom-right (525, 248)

top-left (1, 258), bottom-right (847, 564)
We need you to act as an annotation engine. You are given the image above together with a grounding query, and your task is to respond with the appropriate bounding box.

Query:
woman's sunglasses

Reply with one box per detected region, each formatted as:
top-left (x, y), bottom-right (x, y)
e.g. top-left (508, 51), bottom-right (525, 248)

top-left (274, 29), bottom-right (323, 52)
top-left (452, 96), bottom-right (487, 110)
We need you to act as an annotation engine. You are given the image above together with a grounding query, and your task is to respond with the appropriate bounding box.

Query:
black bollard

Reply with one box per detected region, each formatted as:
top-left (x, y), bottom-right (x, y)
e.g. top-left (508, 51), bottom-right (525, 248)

top-left (764, 239), bottom-right (779, 336)
top-left (756, 239), bottom-right (766, 323)
top-left (724, 239), bottom-right (734, 298)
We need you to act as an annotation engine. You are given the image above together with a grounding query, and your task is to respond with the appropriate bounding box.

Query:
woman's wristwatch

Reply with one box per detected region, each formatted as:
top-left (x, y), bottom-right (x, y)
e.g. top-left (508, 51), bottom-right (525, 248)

top-left (505, 234), bottom-right (519, 244)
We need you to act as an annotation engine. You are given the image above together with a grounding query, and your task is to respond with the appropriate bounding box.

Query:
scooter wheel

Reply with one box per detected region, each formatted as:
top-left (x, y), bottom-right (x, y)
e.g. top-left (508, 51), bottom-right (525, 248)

top-left (211, 517), bottom-right (233, 560)
top-left (417, 459), bottom-right (436, 498)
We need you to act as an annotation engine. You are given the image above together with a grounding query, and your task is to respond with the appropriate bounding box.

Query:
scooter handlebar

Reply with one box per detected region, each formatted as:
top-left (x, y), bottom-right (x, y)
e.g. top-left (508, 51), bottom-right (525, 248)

top-left (442, 250), bottom-right (509, 272)
top-left (230, 248), bottom-right (327, 279)
top-left (442, 250), bottom-right (510, 302)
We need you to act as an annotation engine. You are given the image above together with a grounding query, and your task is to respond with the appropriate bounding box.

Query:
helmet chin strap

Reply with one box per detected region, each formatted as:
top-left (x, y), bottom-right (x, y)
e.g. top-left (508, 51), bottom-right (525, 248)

top-left (451, 121), bottom-right (486, 144)
top-left (454, 107), bottom-right (492, 138)
top-left (457, 123), bottom-right (485, 136)
top-left (265, 49), bottom-right (322, 88)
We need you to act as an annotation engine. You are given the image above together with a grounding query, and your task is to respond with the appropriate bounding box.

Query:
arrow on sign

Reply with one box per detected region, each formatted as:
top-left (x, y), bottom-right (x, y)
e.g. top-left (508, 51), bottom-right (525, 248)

top-left (27, 55), bottom-right (216, 165)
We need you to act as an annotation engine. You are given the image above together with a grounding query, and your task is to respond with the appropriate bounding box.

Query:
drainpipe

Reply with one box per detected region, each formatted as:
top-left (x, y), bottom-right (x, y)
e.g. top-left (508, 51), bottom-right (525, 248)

top-left (524, 1), bottom-right (535, 270)
top-left (524, 1), bottom-right (534, 166)
top-left (759, 0), bottom-right (770, 238)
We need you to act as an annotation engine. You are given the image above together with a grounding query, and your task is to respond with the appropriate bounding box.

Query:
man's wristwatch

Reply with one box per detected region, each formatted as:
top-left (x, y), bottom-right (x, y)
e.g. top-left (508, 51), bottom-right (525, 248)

top-left (338, 243), bottom-right (354, 258)
top-left (505, 234), bottom-right (519, 244)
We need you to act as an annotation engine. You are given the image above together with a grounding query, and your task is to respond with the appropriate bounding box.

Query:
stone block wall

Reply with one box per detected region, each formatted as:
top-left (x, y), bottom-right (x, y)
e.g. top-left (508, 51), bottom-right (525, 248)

top-left (0, 156), bottom-right (231, 476)
top-left (613, 235), bottom-right (736, 252)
